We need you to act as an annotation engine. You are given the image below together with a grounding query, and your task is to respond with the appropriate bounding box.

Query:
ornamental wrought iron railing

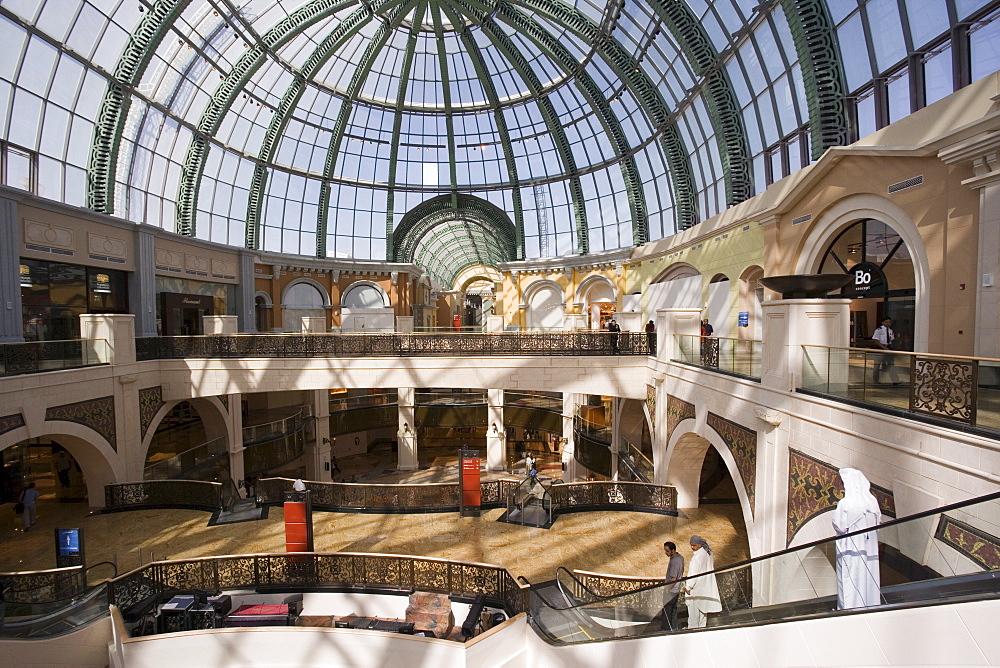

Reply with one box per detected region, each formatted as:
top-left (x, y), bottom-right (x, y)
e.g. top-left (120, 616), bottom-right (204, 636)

top-left (0, 339), bottom-right (109, 377)
top-left (0, 566), bottom-right (87, 605)
top-left (104, 480), bottom-right (224, 512)
top-left (106, 552), bottom-right (531, 618)
top-left (549, 481), bottom-right (677, 516)
top-left (134, 332), bottom-right (650, 360)
top-left (800, 346), bottom-right (1000, 434)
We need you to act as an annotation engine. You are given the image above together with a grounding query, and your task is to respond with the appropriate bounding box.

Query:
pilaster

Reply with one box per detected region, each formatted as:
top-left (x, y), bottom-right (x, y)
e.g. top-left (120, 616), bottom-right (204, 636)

top-left (0, 197), bottom-right (22, 342)
top-left (397, 387), bottom-right (417, 470)
top-left (486, 388), bottom-right (505, 471)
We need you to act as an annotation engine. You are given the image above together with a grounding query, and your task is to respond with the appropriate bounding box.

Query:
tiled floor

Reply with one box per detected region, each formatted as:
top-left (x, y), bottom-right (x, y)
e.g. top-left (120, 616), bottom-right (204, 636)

top-left (1, 452), bottom-right (750, 584)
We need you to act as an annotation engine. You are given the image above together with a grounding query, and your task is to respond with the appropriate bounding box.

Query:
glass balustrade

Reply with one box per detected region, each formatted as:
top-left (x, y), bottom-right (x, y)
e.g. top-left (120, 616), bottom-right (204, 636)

top-left (674, 335), bottom-right (762, 379)
top-left (530, 491), bottom-right (1000, 644)
top-left (0, 339), bottom-right (109, 376)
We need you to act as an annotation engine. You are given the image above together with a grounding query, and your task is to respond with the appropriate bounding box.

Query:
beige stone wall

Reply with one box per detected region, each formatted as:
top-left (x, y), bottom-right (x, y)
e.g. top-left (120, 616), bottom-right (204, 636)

top-left (19, 203), bottom-right (136, 272)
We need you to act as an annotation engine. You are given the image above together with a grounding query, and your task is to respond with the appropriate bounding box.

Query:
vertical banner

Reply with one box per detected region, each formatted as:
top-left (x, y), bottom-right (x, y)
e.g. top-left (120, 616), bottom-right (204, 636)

top-left (459, 449), bottom-right (481, 517)
top-left (284, 490), bottom-right (313, 552)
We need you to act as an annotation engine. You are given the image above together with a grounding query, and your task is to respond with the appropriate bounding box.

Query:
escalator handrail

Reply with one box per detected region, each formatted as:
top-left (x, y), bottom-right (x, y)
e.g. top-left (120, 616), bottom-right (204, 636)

top-left (553, 566), bottom-right (603, 606)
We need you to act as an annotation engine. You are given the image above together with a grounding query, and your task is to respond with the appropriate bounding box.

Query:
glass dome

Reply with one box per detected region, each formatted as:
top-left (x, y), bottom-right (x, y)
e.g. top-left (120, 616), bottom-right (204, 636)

top-left (0, 0), bottom-right (997, 287)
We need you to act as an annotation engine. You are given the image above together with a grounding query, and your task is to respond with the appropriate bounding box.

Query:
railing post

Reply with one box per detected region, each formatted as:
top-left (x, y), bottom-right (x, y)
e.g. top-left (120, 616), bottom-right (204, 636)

top-left (759, 299), bottom-right (850, 391)
top-left (79, 314), bottom-right (135, 365)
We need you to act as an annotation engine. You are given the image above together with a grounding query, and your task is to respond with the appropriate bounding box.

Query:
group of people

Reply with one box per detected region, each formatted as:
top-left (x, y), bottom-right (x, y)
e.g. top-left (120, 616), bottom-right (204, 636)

top-left (660, 535), bottom-right (722, 630)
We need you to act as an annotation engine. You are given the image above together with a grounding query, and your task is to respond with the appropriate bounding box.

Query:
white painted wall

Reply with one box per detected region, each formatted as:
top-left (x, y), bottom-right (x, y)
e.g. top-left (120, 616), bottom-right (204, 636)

top-left (646, 276), bottom-right (702, 313)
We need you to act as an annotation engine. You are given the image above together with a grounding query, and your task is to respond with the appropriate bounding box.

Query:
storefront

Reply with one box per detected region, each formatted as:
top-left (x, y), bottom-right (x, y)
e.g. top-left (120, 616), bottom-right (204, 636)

top-left (818, 219), bottom-right (916, 349)
top-left (155, 277), bottom-right (235, 336)
top-left (19, 259), bottom-right (128, 341)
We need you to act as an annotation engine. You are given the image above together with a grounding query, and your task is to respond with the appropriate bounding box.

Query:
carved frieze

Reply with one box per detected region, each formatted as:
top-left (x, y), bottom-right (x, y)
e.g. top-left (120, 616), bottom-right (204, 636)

top-left (707, 412), bottom-right (757, 516)
top-left (46, 396), bottom-right (117, 450)
top-left (786, 449), bottom-right (896, 545)
top-left (139, 387), bottom-right (164, 439)
top-left (666, 395), bottom-right (695, 445)
top-left (0, 413), bottom-right (25, 437)
top-left (935, 515), bottom-right (1000, 571)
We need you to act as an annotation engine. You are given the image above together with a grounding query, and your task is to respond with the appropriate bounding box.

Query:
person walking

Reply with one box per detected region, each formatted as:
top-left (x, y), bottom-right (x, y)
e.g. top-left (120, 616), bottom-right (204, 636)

top-left (660, 541), bottom-right (684, 630)
top-left (19, 482), bottom-right (40, 531)
top-left (607, 319), bottom-right (621, 354)
top-left (645, 320), bottom-right (656, 355)
top-left (871, 318), bottom-right (899, 385)
top-left (684, 535), bottom-right (721, 628)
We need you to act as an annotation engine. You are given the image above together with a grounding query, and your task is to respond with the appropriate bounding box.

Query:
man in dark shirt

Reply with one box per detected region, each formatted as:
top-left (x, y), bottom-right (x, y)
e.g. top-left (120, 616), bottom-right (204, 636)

top-left (661, 541), bottom-right (685, 630)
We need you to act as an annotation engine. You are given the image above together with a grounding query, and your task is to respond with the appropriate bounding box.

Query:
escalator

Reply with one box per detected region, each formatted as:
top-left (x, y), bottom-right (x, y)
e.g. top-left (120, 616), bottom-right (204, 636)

top-left (497, 475), bottom-right (553, 528)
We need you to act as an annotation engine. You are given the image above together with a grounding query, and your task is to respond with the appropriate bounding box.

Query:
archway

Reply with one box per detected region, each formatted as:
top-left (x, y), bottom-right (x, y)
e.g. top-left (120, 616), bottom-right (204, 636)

top-left (646, 263), bottom-right (703, 316)
top-left (281, 279), bottom-right (328, 332)
top-left (142, 397), bottom-right (231, 481)
top-left (738, 266), bottom-right (764, 340)
top-left (1, 425), bottom-right (122, 509)
top-left (707, 274), bottom-right (731, 338)
top-left (795, 194), bottom-right (928, 351)
top-left (523, 280), bottom-right (565, 330)
top-left (576, 275), bottom-right (616, 330)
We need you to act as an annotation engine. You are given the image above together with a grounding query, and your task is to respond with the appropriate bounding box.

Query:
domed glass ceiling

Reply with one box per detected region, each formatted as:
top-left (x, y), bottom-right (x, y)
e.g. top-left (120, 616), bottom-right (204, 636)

top-left (0, 0), bottom-right (997, 286)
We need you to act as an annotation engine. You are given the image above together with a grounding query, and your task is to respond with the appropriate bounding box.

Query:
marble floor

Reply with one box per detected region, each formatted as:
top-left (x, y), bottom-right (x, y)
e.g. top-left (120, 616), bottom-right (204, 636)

top-left (1, 456), bottom-right (750, 584)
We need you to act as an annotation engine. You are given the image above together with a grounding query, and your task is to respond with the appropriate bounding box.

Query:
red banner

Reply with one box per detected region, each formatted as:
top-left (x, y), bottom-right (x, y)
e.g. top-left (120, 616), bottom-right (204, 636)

top-left (461, 456), bottom-right (481, 509)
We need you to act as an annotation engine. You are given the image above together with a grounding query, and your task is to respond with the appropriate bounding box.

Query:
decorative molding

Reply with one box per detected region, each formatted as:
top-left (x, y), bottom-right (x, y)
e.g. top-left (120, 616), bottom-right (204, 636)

top-left (754, 408), bottom-right (782, 426)
top-left (46, 397), bottom-right (117, 450)
top-left (645, 385), bottom-right (656, 431)
top-left (185, 254), bottom-right (210, 274)
top-left (87, 232), bottom-right (127, 259)
top-left (707, 412), bottom-right (757, 516)
top-left (138, 387), bottom-right (164, 440)
top-left (118, 374), bottom-right (138, 385)
top-left (786, 449), bottom-right (896, 545)
top-left (666, 395), bottom-right (695, 445)
top-left (935, 515), bottom-right (1000, 571)
top-left (24, 219), bottom-right (74, 249)
top-left (155, 248), bottom-right (183, 269)
top-left (0, 413), bottom-right (25, 437)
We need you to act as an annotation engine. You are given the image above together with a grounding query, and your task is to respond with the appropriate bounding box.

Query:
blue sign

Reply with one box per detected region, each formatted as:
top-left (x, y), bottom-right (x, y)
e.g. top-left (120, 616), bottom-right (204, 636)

top-left (738, 311), bottom-right (749, 327)
top-left (57, 528), bottom-right (80, 556)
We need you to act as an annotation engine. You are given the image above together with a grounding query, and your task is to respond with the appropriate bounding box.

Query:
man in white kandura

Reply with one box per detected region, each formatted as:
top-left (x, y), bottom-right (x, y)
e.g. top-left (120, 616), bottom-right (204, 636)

top-left (833, 468), bottom-right (882, 609)
top-left (684, 535), bottom-right (721, 628)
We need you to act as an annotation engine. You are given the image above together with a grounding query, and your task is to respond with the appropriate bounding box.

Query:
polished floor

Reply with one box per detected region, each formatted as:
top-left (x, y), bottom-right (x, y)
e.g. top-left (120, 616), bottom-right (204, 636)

top-left (1, 455), bottom-right (750, 585)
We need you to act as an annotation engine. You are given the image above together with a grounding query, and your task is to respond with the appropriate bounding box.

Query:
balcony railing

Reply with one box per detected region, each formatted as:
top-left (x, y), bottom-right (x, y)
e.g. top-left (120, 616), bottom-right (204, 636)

top-left (0, 339), bottom-right (109, 377)
top-left (801, 346), bottom-right (1000, 434)
top-left (674, 334), bottom-right (762, 380)
top-left (134, 332), bottom-right (651, 360)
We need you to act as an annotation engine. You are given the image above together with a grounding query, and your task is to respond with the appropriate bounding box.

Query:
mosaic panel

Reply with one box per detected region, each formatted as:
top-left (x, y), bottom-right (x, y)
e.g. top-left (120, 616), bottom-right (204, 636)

top-left (666, 395), bottom-right (695, 444)
top-left (46, 396), bottom-right (117, 450)
top-left (645, 384), bottom-right (656, 431)
top-left (0, 413), bottom-right (25, 437)
top-left (786, 449), bottom-right (896, 545)
top-left (707, 413), bottom-right (757, 517)
top-left (138, 386), bottom-right (164, 439)
top-left (219, 395), bottom-right (230, 412)
top-left (935, 515), bottom-right (1000, 571)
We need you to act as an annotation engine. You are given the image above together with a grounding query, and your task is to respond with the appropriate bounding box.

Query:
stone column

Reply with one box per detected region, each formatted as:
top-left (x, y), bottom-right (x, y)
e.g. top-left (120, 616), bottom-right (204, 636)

top-left (0, 197), bottom-right (22, 342)
top-left (651, 373), bottom-right (668, 485)
top-left (760, 299), bottom-right (850, 392)
top-left (79, 314), bottom-right (136, 365)
top-left (610, 397), bottom-right (624, 480)
top-left (129, 228), bottom-right (158, 338)
top-left (397, 387), bottom-right (417, 471)
top-left (236, 251), bottom-right (256, 332)
top-left (562, 392), bottom-right (581, 482)
top-left (940, 134), bottom-right (1000, 364)
top-left (312, 389), bottom-right (332, 481)
top-left (656, 308), bottom-right (701, 361)
top-left (226, 393), bottom-right (245, 491)
top-left (486, 389), bottom-right (505, 471)
top-left (750, 407), bottom-right (788, 605)
top-left (203, 315), bottom-right (238, 335)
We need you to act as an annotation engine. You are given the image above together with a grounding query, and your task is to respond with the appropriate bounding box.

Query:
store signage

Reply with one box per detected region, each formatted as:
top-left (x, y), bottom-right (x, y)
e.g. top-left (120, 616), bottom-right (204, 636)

top-left (459, 449), bottom-right (481, 517)
top-left (55, 527), bottom-right (84, 567)
top-left (844, 262), bottom-right (887, 299)
top-left (92, 273), bottom-right (111, 293)
top-left (19, 264), bottom-right (31, 288)
top-left (738, 311), bottom-right (749, 327)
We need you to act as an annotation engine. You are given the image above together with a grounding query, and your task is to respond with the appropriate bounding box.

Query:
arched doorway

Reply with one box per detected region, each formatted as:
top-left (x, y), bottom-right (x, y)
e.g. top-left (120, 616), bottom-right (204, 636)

top-left (707, 274), bottom-right (731, 338)
top-left (143, 399), bottom-right (230, 482)
top-left (281, 280), bottom-right (328, 332)
top-left (577, 276), bottom-right (616, 330)
top-left (524, 280), bottom-right (564, 330)
top-left (817, 219), bottom-right (916, 349)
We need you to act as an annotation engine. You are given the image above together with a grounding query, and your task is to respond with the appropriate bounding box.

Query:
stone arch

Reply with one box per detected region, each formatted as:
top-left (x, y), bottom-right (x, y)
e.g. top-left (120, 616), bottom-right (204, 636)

top-left (1, 423), bottom-right (123, 508)
top-left (647, 262), bottom-right (703, 315)
top-left (794, 194), bottom-right (929, 352)
top-left (522, 279), bottom-right (565, 331)
top-left (575, 275), bottom-right (616, 330)
top-left (281, 278), bottom-right (331, 307)
top-left (341, 281), bottom-right (389, 309)
top-left (281, 278), bottom-right (330, 332)
top-left (665, 423), bottom-right (755, 547)
top-left (140, 397), bottom-right (232, 480)
top-left (254, 290), bottom-right (273, 333)
top-left (739, 266), bottom-right (764, 340)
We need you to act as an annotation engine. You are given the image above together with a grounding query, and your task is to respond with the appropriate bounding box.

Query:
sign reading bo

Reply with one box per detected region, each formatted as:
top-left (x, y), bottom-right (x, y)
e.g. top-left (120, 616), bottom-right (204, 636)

top-left (844, 262), bottom-right (887, 299)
